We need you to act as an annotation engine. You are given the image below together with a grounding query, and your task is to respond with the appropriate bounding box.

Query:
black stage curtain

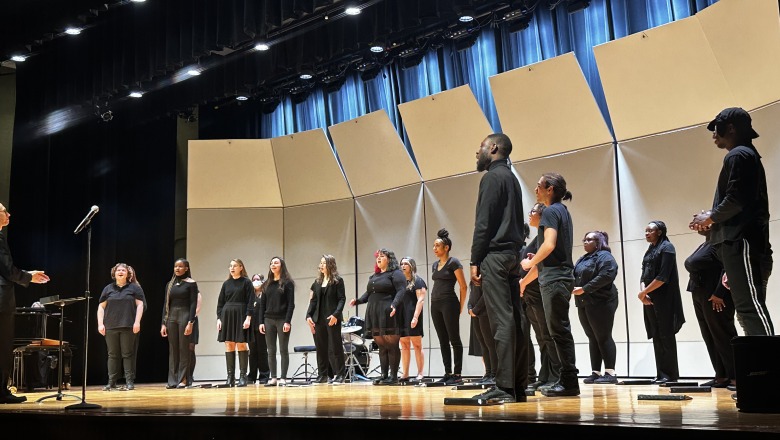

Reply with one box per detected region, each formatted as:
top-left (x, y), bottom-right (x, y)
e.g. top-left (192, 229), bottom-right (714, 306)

top-left (9, 86), bottom-right (177, 385)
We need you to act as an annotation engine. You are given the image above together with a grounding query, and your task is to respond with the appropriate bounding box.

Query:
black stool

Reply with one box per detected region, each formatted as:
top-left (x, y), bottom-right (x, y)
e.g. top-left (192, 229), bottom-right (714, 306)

top-left (291, 346), bottom-right (317, 385)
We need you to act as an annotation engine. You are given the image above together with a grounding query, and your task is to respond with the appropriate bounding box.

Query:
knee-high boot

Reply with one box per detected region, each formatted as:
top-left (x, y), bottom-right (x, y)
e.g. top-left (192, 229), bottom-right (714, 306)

top-left (225, 352), bottom-right (236, 387)
top-left (237, 350), bottom-right (249, 387)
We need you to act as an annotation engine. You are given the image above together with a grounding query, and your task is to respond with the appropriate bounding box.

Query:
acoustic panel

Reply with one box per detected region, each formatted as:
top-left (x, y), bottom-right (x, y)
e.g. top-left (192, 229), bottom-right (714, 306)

top-left (328, 110), bottom-right (420, 197)
top-left (188, 139), bottom-right (281, 208)
top-left (271, 129), bottom-right (352, 206)
top-left (398, 85), bottom-right (493, 181)
top-left (282, 199), bottom-right (356, 281)
top-left (617, 127), bottom-right (724, 243)
top-left (697, 0), bottom-right (780, 110)
top-left (490, 52), bottom-right (613, 160)
top-left (594, 17), bottom-right (733, 142)
top-left (354, 183), bottom-right (427, 277)
top-left (187, 208), bottom-right (283, 282)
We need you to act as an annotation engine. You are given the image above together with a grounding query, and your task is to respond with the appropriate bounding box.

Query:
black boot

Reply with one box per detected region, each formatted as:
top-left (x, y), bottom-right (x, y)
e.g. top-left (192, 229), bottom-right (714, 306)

top-left (225, 352), bottom-right (236, 387)
top-left (237, 351), bottom-right (249, 387)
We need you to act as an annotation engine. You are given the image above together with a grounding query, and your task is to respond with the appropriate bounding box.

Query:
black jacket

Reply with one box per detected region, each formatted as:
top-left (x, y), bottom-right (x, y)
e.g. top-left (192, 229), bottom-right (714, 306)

top-left (306, 279), bottom-right (346, 324)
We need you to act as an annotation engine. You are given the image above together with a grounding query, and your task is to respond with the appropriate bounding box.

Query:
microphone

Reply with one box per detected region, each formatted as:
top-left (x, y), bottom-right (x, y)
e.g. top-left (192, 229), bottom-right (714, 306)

top-left (74, 205), bottom-right (100, 234)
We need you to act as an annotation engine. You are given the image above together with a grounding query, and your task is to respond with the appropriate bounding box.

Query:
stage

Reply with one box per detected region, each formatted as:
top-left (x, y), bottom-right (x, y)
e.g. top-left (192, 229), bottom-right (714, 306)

top-left (1, 378), bottom-right (779, 439)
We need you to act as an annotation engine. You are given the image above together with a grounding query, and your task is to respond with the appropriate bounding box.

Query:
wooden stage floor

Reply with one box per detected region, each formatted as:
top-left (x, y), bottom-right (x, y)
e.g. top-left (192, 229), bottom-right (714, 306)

top-left (1, 378), bottom-right (779, 439)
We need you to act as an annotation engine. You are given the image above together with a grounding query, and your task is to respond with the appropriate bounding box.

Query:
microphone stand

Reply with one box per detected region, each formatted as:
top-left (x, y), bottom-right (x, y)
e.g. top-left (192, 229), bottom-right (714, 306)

top-left (66, 223), bottom-right (101, 410)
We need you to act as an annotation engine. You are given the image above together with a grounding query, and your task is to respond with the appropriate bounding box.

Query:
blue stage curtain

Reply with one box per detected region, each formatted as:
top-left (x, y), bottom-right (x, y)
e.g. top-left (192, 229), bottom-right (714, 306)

top-left (258, 0), bottom-right (719, 141)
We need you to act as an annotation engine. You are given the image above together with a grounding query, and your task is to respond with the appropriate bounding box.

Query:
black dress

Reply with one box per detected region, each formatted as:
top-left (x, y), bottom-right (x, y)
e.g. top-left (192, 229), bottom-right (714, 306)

top-left (216, 277), bottom-right (254, 343)
top-left (356, 269), bottom-right (406, 338)
top-left (401, 276), bottom-right (426, 337)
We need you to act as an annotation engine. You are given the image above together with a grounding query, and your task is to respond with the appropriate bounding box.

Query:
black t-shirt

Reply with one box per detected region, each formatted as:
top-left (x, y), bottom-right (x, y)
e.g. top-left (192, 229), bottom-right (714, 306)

top-left (538, 202), bottom-right (574, 285)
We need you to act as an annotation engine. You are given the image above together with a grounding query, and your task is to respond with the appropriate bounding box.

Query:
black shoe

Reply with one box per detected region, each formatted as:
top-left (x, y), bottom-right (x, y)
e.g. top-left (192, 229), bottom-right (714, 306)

top-left (727, 384), bottom-right (737, 391)
top-left (331, 375), bottom-right (345, 384)
top-left (711, 380), bottom-right (731, 389)
top-left (0, 394), bottom-right (27, 404)
top-left (166, 384), bottom-right (177, 389)
top-left (445, 374), bottom-right (463, 385)
top-left (652, 377), bottom-right (670, 385)
top-left (125, 382), bottom-right (135, 391)
top-left (435, 373), bottom-right (452, 384)
top-left (594, 372), bottom-right (618, 384)
top-left (537, 381), bottom-right (558, 391)
top-left (373, 376), bottom-right (387, 385)
top-left (583, 372), bottom-right (601, 384)
top-left (379, 376), bottom-right (398, 386)
top-left (541, 383), bottom-right (580, 397)
top-left (103, 383), bottom-right (117, 391)
top-left (314, 375), bottom-right (329, 384)
top-left (472, 386), bottom-right (517, 403)
top-left (700, 379), bottom-right (718, 387)
top-left (526, 380), bottom-right (544, 390)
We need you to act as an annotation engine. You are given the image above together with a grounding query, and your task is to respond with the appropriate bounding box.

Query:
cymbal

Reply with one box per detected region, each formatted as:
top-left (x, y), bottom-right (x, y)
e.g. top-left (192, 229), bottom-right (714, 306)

top-left (341, 325), bottom-right (362, 334)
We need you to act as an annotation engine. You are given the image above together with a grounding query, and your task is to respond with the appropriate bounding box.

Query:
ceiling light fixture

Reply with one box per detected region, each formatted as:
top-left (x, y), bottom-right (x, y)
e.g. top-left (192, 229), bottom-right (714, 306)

top-left (65, 27), bottom-right (82, 35)
top-left (345, 6), bottom-right (361, 15)
top-left (299, 69), bottom-right (314, 80)
top-left (236, 95), bottom-right (249, 101)
top-left (254, 42), bottom-right (270, 51)
top-left (129, 91), bottom-right (144, 98)
top-left (186, 69), bottom-right (201, 76)
top-left (458, 9), bottom-right (476, 22)
top-left (369, 44), bottom-right (384, 53)
top-left (130, 0), bottom-right (147, 3)
top-left (10, 55), bottom-right (27, 62)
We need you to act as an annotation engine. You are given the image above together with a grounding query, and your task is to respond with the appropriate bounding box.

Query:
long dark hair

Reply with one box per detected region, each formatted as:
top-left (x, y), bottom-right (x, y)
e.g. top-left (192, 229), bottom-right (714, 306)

top-left (376, 248), bottom-right (400, 272)
top-left (315, 254), bottom-right (341, 285)
top-left (262, 256), bottom-right (294, 290)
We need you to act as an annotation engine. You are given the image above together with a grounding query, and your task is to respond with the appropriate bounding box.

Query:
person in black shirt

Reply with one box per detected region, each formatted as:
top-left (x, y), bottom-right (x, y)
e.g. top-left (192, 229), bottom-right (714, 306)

top-left (469, 133), bottom-right (527, 403)
top-left (429, 228), bottom-right (468, 385)
top-left (690, 107), bottom-right (773, 336)
top-left (306, 255), bottom-right (346, 384)
top-left (521, 173), bottom-right (578, 397)
top-left (160, 258), bottom-right (198, 389)
top-left (399, 257), bottom-right (427, 384)
top-left (248, 273), bottom-right (270, 385)
top-left (573, 231), bottom-right (619, 384)
top-left (0, 203), bottom-right (50, 404)
top-left (97, 263), bottom-right (146, 391)
top-left (349, 249), bottom-right (406, 386)
top-left (216, 258), bottom-right (253, 387)
top-left (684, 231), bottom-right (737, 388)
top-left (520, 203), bottom-right (560, 390)
top-left (258, 257), bottom-right (295, 387)
top-left (639, 221), bottom-right (685, 383)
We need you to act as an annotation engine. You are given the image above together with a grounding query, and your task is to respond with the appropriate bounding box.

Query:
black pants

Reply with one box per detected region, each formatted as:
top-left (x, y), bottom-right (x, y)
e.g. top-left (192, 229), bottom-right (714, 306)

top-left (577, 297), bottom-right (618, 372)
top-left (0, 309), bottom-right (13, 396)
top-left (248, 324), bottom-right (270, 382)
top-left (472, 313), bottom-right (497, 376)
top-left (165, 306), bottom-right (191, 387)
top-left (524, 291), bottom-right (560, 383)
top-left (692, 291), bottom-right (738, 379)
top-left (717, 238), bottom-right (774, 336)
top-left (104, 328), bottom-right (137, 383)
top-left (430, 297), bottom-right (463, 375)
top-left (264, 317), bottom-right (290, 379)
top-left (313, 320), bottom-right (345, 378)
top-left (541, 279), bottom-right (578, 386)
top-left (480, 253), bottom-right (527, 396)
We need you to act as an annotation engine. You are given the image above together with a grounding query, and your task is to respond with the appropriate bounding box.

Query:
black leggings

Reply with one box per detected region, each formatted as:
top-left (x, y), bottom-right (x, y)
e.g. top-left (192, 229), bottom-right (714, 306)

top-left (430, 297), bottom-right (463, 375)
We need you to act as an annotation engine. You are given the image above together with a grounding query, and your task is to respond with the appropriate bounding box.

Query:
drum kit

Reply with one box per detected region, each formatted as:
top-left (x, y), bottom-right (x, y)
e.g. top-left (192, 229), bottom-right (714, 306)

top-left (341, 316), bottom-right (370, 382)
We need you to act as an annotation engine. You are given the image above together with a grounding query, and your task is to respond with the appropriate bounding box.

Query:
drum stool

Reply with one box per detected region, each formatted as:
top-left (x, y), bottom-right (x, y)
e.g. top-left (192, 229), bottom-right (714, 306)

top-left (291, 346), bottom-right (318, 385)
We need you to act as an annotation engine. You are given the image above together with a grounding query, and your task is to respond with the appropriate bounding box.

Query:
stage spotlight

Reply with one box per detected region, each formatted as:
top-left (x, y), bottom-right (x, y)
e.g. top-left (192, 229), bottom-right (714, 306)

top-left (299, 69), bottom-right (314, 80)
top-left (345, 5), bottom-right (361, 15)
top-left (236, 95), bottom-right (249, 101)
top-left (10, 55), bottom-right (27, 62)
top-left (254, 41), bottom-right (270, 51)
top-left (129, 91), bottom-right (144, 98)
top-left (65, 27), bottom-right (82, 35)
top-left (369, 43), bottom-right (384, 53)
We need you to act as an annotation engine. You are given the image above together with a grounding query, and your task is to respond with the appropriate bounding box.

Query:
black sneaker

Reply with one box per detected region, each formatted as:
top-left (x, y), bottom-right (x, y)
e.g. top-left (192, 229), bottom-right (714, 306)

top-left (594, 372), bottom-right (618, 384)
top-left (435, 373), bottom-right (452, 384)
top-left (526, 380), bottom-right (544, 390)
top-left (472, 386), bottom-right (516, 403)
top-left (583, 372), bottom-right (601, 384)
top-left (445, 374), bottom-right (463, 385)
top-left (541, 383), bottom-right (580, 397)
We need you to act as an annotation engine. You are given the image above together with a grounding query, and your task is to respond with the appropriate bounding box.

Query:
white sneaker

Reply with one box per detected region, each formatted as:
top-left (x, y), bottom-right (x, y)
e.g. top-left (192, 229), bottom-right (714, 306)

top-left (264, 378), bottom-right (278, 387)
top-left (277, 378), bottom-right (287, 387)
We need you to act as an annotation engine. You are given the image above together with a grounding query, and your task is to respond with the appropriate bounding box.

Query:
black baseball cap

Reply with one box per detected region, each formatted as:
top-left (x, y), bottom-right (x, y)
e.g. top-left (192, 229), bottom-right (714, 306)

top-left (706, 107), bottom-right (759, 139)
